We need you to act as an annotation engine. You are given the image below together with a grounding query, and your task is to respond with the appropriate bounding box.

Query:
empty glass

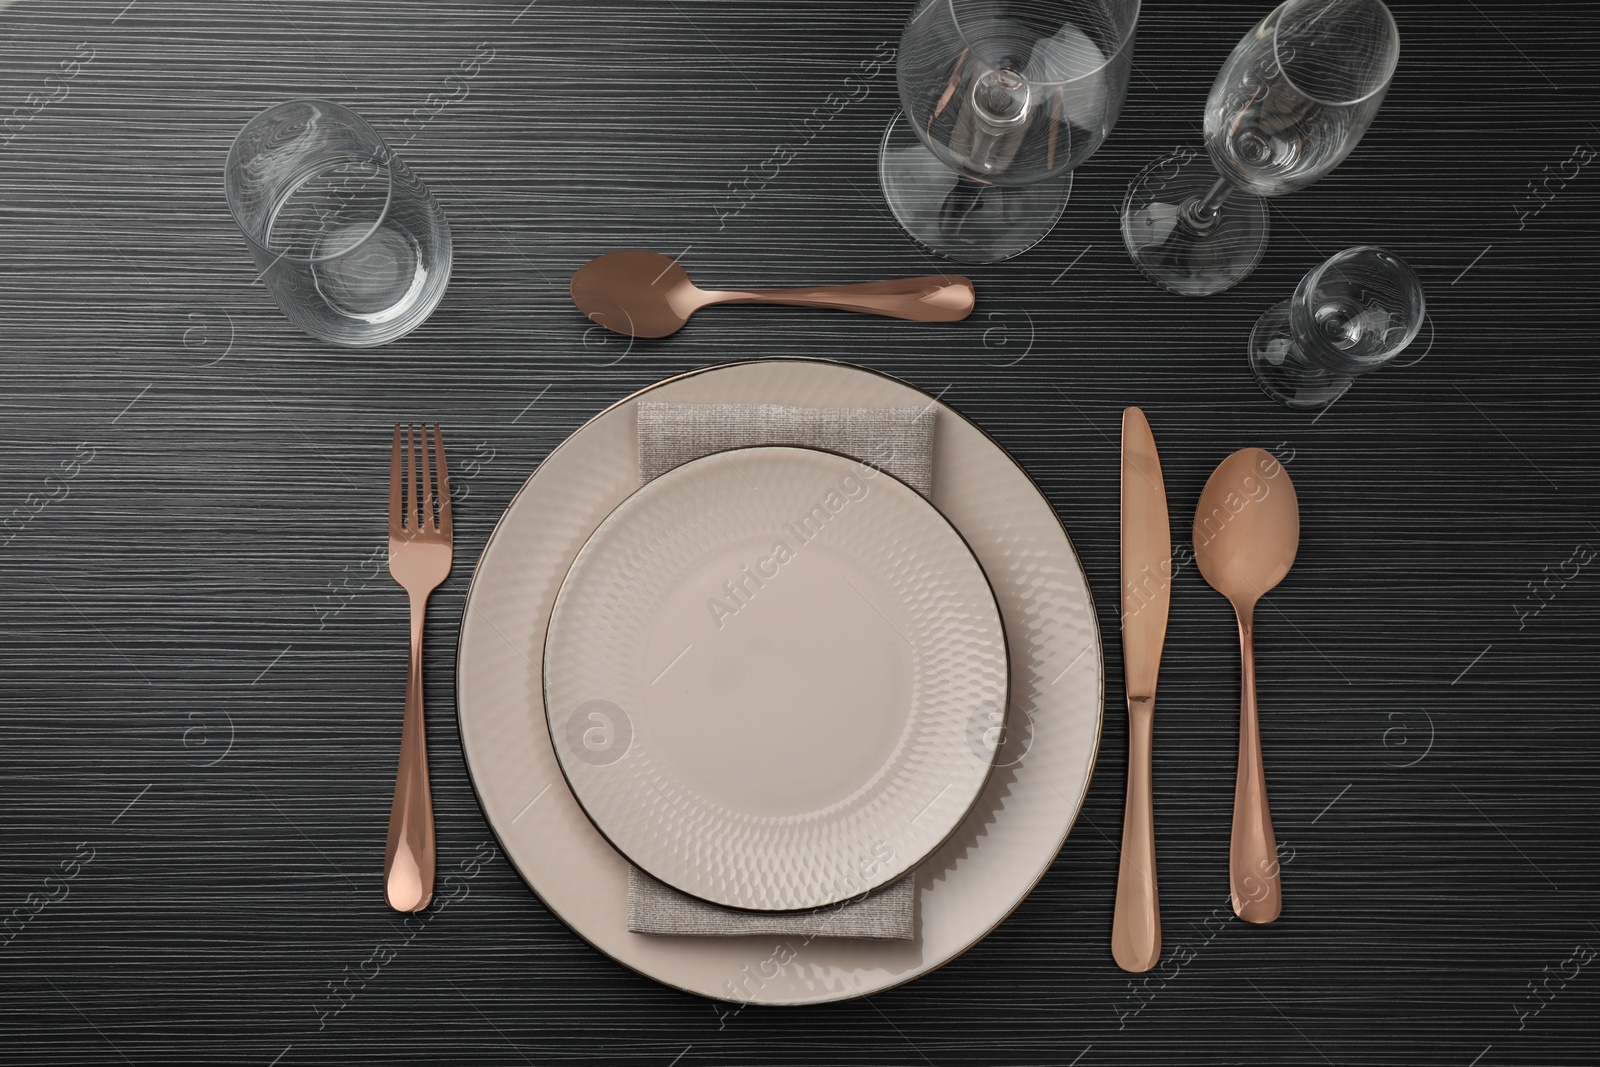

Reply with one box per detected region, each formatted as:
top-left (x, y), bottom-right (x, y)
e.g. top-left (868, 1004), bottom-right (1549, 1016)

top-left (1121, 0), bottom-right (1399, 296)
top-left (880, 0), bottom-right (1140, 264)
top-left (1249, 246), bottom-right (1424, 409)
top-left (225, 100), bottom-right (452, 347)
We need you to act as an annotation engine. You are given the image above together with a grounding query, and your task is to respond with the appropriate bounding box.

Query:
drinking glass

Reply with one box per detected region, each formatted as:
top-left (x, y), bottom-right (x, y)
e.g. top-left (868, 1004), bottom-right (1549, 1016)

top-left (225, 100), bottom-right (452, 347)
top-left (1121, 0), bottom-right (1398, 296)
top-left (1249, 246), bottom-right (1424, 409)
top-left (880, 0), bottom-right (1140, 264)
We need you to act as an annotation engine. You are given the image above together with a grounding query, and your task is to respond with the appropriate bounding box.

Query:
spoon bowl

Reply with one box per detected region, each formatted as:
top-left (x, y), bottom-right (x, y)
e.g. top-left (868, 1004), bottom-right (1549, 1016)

top-left (571, 251), bottom-right (702, 338)
top-left (571, 250), bottom-right (975, 338)
top-left (1193, 447), bottom-right (1300, 924)
top-left (1194, 448), bottom-right (1299, 606)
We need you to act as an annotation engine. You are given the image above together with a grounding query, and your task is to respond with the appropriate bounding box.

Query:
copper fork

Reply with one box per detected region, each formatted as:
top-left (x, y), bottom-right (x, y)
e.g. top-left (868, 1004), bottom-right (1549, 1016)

top-left (384, 423), bottom-right (452, 912)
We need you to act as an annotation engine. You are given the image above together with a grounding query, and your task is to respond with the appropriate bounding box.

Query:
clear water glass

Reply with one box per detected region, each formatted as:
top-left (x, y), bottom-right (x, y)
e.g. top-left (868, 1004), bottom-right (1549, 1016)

top-left (225, 100), bottom-right (452, 347)
top-left (1249, 246), bottom-right (1425, 409)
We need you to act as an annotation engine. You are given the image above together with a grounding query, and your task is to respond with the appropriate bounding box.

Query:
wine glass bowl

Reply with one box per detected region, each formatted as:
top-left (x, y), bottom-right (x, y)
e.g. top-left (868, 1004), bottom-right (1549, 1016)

top-left (882, 0), bottom-right (1140, 263)
top-left (1249, 245), bottom-right (1425, 409)
top-left (1121, 0), bottom-right (1399, 296)
top-left (1206, 0), bottom-right (1399, 197)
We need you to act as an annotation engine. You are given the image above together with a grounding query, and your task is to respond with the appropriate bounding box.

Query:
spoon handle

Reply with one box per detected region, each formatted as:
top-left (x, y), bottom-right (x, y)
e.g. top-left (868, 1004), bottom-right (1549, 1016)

top-left (1231, 608), bottom-right (1281, 923)
top-left (710, 276), bottom-right (975, 322)
top-left (1112, 696), bottom-right (1160, 971)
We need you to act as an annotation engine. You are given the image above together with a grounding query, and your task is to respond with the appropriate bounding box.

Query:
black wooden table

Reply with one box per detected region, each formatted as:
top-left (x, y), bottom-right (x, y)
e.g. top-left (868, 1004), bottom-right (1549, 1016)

top-left (2, 1), bottom-right (1597, 1064)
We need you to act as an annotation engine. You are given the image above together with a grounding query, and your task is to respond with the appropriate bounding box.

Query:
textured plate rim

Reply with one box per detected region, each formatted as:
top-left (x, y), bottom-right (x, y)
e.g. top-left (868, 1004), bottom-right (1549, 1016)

top-left (451, 361), bottom-right (1100, 1011)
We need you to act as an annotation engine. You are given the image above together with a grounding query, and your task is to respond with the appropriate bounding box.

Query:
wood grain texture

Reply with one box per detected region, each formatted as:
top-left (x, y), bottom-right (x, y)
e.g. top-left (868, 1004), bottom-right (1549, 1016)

top-left (1, 1), bottom-right (1597, 1064)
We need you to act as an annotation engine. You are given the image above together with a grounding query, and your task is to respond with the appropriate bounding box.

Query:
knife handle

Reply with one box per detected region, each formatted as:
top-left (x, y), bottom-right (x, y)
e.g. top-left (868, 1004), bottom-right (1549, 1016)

top-left (1230, 608), bottom-right (1281, 923)
top-left (1112, 697), bottom-right (1160, 972)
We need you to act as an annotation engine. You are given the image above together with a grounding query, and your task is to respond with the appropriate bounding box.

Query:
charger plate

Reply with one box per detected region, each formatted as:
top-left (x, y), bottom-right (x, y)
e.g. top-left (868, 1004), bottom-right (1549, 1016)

top-left (457, 358), bottom-right (1102, 1004)
top-left (544, 446), bottom-right (1008, 911)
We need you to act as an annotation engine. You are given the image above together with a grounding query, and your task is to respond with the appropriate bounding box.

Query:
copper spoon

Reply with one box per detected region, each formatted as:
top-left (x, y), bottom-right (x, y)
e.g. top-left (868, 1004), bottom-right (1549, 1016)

top-left (570, 250), bottom-right (975, 338)
top-left (1192, 448), bottom-right (1299, 924)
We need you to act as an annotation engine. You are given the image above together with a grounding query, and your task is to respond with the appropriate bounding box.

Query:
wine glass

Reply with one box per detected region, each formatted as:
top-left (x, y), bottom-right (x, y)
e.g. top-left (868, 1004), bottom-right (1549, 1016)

top-left (1121, 0), bottom-right (1399, 296)
top-left (880, 0), bottom-right (1141, 264)
top-left (225, 100), bottom-right (452, 347)
top-left (1249, 246), bottom-right (1425, 409)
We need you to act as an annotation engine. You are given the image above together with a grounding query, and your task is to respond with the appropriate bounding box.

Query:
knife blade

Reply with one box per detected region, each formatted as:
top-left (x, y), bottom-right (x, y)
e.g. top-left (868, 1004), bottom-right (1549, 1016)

top-left (1111, 406), bottom-right (1171, 973)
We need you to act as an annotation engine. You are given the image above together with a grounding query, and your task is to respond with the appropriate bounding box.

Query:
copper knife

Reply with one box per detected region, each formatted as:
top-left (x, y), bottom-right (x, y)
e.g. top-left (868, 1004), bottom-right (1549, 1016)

top-left (1112, 406), bottom-right (1172, 973)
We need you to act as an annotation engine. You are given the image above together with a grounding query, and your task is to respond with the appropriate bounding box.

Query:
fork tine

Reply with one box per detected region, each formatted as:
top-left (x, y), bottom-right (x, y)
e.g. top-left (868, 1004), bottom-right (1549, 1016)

top-left (420, 420), bottom-right (434, 532)
top-left (432, 424), bottom-right (452, 538)
top-left (407, 423), bottom-right (420, 532)
top-left (389, 424), bottom-right (403, 534)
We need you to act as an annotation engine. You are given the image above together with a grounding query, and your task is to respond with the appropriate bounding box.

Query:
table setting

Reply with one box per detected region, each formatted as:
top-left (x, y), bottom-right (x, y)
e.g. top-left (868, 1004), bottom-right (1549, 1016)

top-left (3, 0), bottom-right (1599, 1064)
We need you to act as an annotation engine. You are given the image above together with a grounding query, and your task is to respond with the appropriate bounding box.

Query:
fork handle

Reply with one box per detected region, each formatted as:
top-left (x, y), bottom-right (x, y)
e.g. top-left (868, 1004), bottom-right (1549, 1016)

top-left (384, 589), bottom-right (435, 912)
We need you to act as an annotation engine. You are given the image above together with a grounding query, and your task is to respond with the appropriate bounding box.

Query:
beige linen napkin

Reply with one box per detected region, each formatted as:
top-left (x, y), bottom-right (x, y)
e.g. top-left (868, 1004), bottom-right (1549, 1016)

top-left (624, 400), bottom-right (936, 940)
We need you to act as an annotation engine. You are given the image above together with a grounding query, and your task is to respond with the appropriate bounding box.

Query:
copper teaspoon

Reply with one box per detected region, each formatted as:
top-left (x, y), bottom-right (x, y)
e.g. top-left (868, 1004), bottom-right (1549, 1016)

top-left (1193, 448), bottom-right (1299, 924)
top-left (571, 250), bottom-right (975, 338)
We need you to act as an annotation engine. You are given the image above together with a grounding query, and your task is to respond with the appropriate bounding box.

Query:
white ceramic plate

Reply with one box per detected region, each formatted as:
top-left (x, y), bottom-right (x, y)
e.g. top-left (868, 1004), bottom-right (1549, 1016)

top-left (457, 359), bottom-right (1102, 1005)
top-left (544, 446), bottom-right (1008, 911)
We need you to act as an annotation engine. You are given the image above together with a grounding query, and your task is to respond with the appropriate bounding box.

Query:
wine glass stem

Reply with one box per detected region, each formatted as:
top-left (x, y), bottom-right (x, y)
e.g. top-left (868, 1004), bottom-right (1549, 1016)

top-left (1184, 175), bottom-right (1236, 229)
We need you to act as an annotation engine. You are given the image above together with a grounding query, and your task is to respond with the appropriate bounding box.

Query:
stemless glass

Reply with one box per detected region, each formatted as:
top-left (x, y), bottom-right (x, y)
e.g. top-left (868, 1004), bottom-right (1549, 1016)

top-left (225, 100), bottom-right (452, 347)
top-left (1121, 0), bottom-right (1399, 296)
top-left (881, 0), bottom-right (1140, 264)
top-left (1249, 246), bottom-right (1424, 409)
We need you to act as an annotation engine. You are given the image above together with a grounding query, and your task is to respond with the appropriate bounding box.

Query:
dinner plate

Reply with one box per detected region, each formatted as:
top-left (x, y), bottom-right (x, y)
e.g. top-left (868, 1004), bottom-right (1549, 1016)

top-left (544, 446), bottom-right (1009, 911)
top-left (457, 359), bottom-right (1102, 1005)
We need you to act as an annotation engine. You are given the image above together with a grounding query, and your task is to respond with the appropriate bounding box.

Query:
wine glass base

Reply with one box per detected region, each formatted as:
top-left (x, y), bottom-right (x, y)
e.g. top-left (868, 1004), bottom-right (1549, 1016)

top-left (1121, 151), bottom-right (1269, 297)
top-left (1248, 300), bottom-right (1354, 410)
top-left (878, 112), bottom-right (1070, 265)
